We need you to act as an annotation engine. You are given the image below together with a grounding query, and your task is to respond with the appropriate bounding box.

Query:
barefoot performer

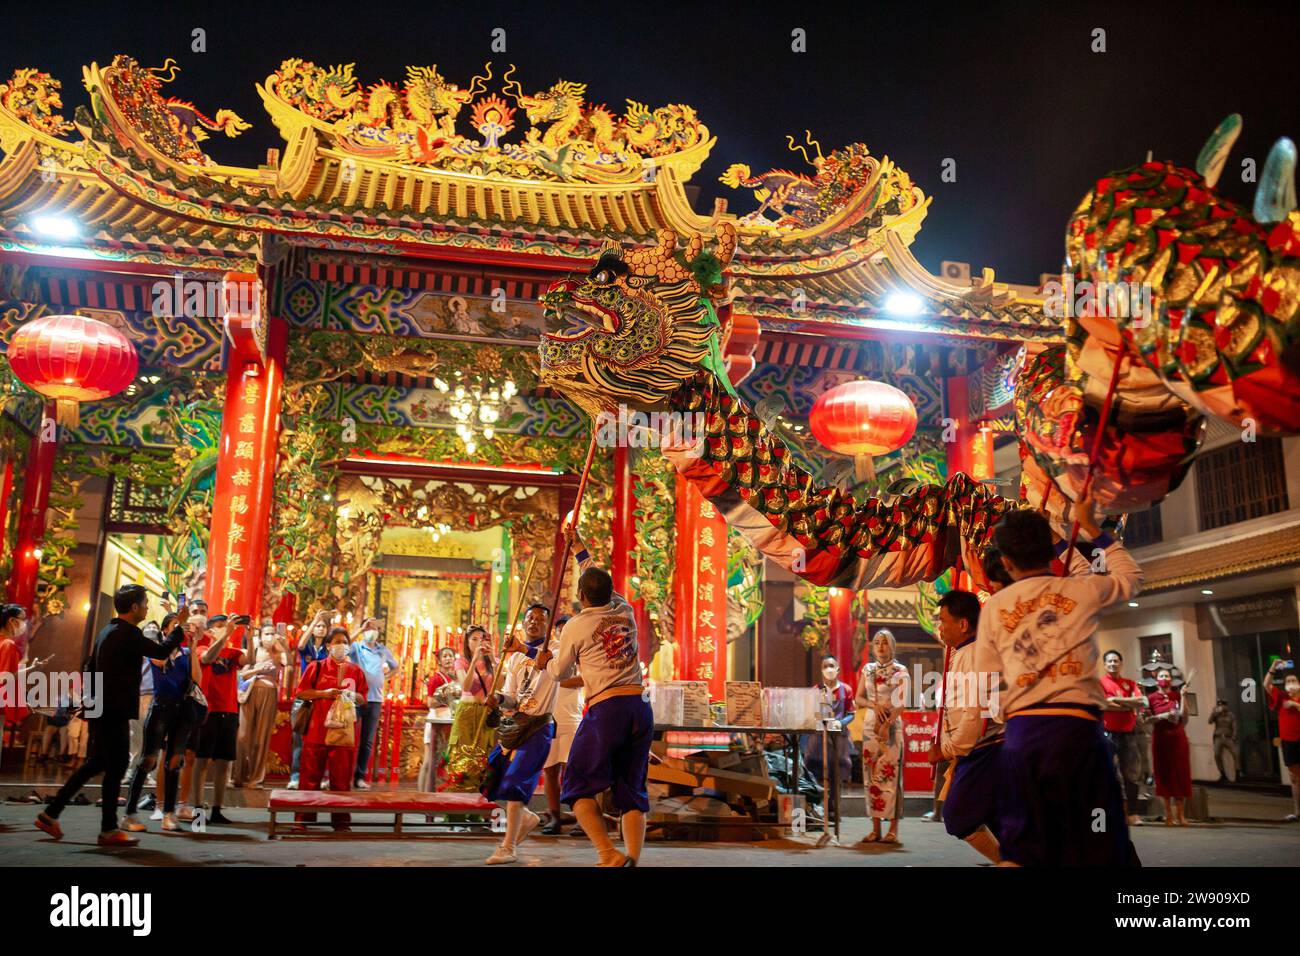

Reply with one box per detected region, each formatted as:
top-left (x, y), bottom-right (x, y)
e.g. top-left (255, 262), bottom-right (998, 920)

top-left (931, 589), bottom-right (1003, 864)
top-left (533, 524), bottom-right (650, 868)
top-left (974, 496), bottom-right (1143, 866)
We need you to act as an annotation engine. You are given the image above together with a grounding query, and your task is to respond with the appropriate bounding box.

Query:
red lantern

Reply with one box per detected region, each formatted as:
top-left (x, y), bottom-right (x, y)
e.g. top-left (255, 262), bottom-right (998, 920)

top-left (5, 314), bottom-right (138, 426)
top-left (809, 380), bottom-right (917, 481)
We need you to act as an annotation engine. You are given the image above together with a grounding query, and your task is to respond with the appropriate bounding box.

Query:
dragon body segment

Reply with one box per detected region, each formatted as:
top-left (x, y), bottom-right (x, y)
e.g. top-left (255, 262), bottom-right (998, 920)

top-left (540, 223), bottom-right (1014, 592)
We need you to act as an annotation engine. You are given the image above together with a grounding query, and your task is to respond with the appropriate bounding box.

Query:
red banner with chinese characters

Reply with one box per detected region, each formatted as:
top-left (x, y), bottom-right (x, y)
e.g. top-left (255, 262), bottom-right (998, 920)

top-left (674, 474), bottom-right (728, 700)
top-left (902, 708), bottom-right (940, 795)
top-left (204, 274), bottom-right (285, 619)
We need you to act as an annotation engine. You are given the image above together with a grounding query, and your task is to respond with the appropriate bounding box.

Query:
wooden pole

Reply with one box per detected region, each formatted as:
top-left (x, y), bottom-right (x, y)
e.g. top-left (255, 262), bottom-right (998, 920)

top-left (545, 432), bottom-right (601, 636)
top-left (1061, 346), bottom-right (1126, 573)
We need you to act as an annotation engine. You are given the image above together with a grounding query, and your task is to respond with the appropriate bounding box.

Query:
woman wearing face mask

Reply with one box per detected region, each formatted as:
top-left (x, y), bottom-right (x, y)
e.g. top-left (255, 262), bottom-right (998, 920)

top-left (802, 654), bottom-right (856, 828)
top-left (292, 628), bottom-right (367, 831)
top-left (1146, 668), bottom-right (1191, 826)
top-left (855, 628), bottom-right (910, 845)
top-left (233, 624), bottom-right (286, 788)
top-left (0, 604), bottom-right (50, 774)
top-left (1264, 660), bottom-right (1300, 822)
top-left (288, 611), bottom-right (332, 789)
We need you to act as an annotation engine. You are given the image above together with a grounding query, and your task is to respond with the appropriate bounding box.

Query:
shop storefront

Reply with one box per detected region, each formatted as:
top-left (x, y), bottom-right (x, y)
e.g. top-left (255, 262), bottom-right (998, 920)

top-left (1198, 590), bottom-right (1299, 783)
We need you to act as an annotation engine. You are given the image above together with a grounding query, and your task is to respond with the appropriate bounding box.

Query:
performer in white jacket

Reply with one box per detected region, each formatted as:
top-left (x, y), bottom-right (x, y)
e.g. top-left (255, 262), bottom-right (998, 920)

top-left (973, 496), bottom-right (1143, 866)
top-left (931, 589), bottom-right (1003, 863)
top-left (533, 526), bottom-right (650, 867)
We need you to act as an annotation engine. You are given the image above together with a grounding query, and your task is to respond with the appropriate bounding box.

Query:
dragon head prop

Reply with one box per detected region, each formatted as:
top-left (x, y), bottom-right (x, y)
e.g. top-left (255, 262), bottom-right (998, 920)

top-left (1066, 118), bottom-right (1299, 433)
top-left (1018, 118), bottom-right (1299, 519)
top-left (538, 224), bottom-right (738, 418)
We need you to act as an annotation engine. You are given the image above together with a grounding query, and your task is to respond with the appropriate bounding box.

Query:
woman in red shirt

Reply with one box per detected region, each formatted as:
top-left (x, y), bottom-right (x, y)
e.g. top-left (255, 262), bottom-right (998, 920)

top-left (1146, 668), bottom-right (1191, 826)
top-left (1264, 660), bottom-right (1300, 822)
top-left (293, 628), bottom-right (368, 830)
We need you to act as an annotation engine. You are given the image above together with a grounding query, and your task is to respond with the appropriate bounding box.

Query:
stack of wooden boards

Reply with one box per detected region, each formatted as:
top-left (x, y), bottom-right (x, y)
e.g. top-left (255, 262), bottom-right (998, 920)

top-left (647, 740), bottom-right (782, 838)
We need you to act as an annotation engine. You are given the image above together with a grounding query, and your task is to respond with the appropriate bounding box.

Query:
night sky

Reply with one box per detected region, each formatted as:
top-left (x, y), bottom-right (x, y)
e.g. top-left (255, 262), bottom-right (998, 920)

top-left (1, 0), bottom-right (1295, 283)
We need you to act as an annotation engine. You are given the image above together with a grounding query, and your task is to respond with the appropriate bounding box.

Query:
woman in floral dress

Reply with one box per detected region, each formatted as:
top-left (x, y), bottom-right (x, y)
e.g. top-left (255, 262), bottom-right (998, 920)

top-left (855, 629), bottom-right (910, 844)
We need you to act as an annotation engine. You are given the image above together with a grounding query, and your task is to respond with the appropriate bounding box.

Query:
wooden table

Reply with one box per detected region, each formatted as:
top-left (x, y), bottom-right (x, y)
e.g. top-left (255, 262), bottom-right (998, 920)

top-left (653, 722), bottom-right (845, 842)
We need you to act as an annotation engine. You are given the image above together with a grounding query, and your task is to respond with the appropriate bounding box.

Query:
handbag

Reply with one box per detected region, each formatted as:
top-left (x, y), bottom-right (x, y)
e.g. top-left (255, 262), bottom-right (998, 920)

top-left (496, 712), bottom-right (552, 751)
top-left (323, 695), bottom-right (357, 748)
top-left (292, 663), bottom-right (320, 736)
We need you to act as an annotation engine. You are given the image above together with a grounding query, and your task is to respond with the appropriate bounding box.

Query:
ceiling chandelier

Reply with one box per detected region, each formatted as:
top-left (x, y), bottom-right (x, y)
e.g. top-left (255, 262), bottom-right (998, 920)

top-left (432, 370), bottom-right (518, 456)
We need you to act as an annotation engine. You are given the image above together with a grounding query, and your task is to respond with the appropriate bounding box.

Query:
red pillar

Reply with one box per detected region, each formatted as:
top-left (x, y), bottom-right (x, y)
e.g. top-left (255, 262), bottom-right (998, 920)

top-left (828, 586), bottom-right (857, 691)
top-left (674, 474), bottom-right (728, 700)
top-left (204, 274), bottom-right (286, 621)
top-left (945, 375), bottom-right (975, 590)
top-left (611, 445), bottom-right (634, 596)
top-left (0, 454), bottom-right (15, 570)
top-left (945, 375), bottom-right (973, 479)
top-left (6, 403), bottom-right (57, 611)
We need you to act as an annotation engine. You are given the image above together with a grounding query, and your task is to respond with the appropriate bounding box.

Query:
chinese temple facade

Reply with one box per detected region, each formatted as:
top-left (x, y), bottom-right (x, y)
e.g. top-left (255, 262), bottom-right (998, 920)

top-left (0, 56), bottom-right (1060, 774)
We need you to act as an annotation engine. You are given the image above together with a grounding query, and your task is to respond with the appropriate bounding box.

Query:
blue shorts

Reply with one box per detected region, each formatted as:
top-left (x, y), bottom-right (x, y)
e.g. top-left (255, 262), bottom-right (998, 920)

top-left (943, 742), bottom-right (1001, 840)
top-left (998, 712), bottom-right (1139, 867)
top-left (482, 721), bottom-right (554, 804)
top-left (561, 693), bottom-right (654, 813)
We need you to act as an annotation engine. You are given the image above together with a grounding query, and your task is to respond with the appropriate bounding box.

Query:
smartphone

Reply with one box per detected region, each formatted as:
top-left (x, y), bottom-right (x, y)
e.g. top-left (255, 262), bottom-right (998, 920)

top-left (276, 622), bottom-right (287, 637)
top-left (1278, 660), bottom-right (1295, 670)
top-left (176, 593), bottom-right (187, 610)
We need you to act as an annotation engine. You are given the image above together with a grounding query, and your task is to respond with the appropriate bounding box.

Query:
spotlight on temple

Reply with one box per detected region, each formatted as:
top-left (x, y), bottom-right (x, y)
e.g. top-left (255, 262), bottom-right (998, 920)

top-left (31, 215), bottom-right (79, 240)
top-left (884, 291), bottom-right (923, 316)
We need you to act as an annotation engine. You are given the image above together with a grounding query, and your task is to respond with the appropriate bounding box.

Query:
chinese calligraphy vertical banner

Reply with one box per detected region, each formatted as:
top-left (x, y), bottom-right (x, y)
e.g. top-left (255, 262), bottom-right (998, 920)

top-left (204, 273), bottom-right (286, 619)
top-left (674, 474), bottom-right (728, 700)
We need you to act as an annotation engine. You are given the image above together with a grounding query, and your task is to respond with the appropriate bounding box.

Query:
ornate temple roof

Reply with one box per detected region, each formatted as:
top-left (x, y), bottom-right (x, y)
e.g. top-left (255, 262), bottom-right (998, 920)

top-left (0, 56), bottom-right (1054, 344)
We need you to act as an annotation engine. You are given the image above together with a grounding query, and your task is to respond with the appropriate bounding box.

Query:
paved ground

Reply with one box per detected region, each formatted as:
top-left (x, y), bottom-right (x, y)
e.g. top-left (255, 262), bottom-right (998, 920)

top-left (2, 802), bottom-right (1295, 867)
top-left (4, 766), bottom-right (1294, 867)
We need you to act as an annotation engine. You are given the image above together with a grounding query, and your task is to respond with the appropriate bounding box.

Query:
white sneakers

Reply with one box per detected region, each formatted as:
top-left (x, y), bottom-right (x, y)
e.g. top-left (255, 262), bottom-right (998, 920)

top-left (286, 780), bottom-right (299, 790)
top-left (150, 808), bottom-right (165, 821)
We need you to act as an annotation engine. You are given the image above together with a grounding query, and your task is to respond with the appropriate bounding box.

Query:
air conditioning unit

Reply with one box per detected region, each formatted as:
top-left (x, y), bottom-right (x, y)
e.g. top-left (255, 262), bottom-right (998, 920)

top-left (941, 260), bottom-right (971, 284)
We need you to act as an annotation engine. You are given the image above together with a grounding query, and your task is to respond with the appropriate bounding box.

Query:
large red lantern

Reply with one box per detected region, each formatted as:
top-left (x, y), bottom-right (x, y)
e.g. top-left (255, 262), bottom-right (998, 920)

top-left (5, 314), bottom-right (138, 425)
top-left (810, 380), bottom-right (918, 480)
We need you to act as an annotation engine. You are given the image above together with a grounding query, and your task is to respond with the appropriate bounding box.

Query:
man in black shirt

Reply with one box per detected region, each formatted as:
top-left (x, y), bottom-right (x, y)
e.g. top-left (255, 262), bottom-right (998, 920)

top-left (36, 584), bottom-right (185, 846)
